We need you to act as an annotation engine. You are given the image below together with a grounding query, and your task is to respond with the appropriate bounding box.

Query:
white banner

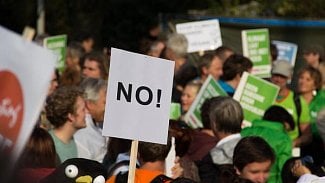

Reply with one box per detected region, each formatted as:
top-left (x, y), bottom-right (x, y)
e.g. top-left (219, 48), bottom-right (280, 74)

top-left (102, 48), bottom-right (174, 144)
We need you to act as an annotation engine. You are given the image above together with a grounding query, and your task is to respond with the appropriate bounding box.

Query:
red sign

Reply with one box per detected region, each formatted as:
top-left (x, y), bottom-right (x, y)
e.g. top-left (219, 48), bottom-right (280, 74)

top-left (0, 70), bottom-right (24, 152)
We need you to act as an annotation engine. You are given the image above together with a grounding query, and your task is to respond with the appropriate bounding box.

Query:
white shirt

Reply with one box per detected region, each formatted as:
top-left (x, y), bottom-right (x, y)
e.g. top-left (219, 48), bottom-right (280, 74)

top-left (297, 174), bottom-right (325, 183)
top-left (74, 114), bottom-right (109, 162)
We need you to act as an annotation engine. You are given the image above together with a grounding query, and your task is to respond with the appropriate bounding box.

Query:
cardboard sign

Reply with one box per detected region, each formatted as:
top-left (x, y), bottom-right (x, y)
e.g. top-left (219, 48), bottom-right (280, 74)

top-left (0, 26), bottom-right (56, 162)
top-left (176, 19), bottom-right (222, 53)
top-left (102, 48), bottom-right (174, 144)
top-left (242, 28), bottom-right (271, 78)
top-left (233, 72), bottom-right (279, 127)
top-left (43, 34), bottom-right (67, 73)
top-left (271, 40), bottom-right (298, 66)
top-left (184, 75), bottom-right (228, 128)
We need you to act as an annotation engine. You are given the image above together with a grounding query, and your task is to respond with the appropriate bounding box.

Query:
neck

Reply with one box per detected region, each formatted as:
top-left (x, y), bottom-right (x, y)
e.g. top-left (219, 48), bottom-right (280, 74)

top-left (226, 79), bottom-right (238, 90)
top-left (53, 123), bottom-right (76, 144)
top-left (216, 131), bottom-right (233, 140)
top-left (278, 87), bottom-right (290, 100)
top-left (301, 92), bottom-right (314, 104)
top-left (140, 161), bottom-right (165, 173)
top-left (201, 129), bottom-right (215, 137)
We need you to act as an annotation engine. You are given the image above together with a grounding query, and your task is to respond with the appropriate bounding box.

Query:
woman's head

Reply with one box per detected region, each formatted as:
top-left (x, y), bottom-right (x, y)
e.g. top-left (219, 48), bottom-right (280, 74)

top-left (298, 66), bottom-right (322, 94)
top-left (18, 127), bottom-right (57, 168)
top-left (181, 80), bottom-right (202, 113)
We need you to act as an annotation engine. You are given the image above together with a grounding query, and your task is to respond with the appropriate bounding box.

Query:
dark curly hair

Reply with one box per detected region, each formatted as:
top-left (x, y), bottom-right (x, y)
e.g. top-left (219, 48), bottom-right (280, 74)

top-left (45, 86), bottom-right (84, 128)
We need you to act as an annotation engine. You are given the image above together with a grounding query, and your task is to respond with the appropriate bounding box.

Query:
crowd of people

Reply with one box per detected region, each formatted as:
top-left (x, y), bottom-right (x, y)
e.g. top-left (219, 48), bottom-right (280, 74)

top-left (8, 26), bottom-right (325, 183)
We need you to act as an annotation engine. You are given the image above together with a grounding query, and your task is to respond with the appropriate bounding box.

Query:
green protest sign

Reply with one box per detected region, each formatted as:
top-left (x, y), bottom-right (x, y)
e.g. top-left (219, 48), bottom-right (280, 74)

top-left (242, 28), bottom-right (271, 78)
top-left (43, 35), bottom-right (67, 73)
top-left (184, 75), bottom-right (228, 128)
top-left (170, 103), bottom-right (181, 120)
top-left (233, 72), bottom-right (279, 127)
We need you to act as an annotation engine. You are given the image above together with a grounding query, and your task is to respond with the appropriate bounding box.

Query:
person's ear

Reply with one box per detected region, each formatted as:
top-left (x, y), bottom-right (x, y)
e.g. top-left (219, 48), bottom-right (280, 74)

top-left (67, 113), bottom-right (75, 122)
top-left (202, 66), bottom-right (209, 75)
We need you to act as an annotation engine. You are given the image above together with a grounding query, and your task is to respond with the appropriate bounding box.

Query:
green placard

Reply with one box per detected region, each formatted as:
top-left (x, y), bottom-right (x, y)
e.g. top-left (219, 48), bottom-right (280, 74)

top-left (185, 75), bottom-right (228, 128)
top-left (242, 28), bottom-right (271, 78)
top-left (234, 72), bottom-right (279, 126)
top-left (170, 103), bottom-right (181, 120)
top-left (44, 35), bottom-right (67, 73)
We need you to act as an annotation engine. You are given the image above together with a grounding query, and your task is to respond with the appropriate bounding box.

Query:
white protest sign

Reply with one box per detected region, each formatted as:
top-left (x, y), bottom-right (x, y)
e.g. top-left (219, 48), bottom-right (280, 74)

top-left (176, 19), bottom-right (222, 53)
top-left (103, 48), bottom-right (174, 144)
top-left (0, 26), bottom-right (56, 163)
top-left (271, 40), bottom-right (298, 66)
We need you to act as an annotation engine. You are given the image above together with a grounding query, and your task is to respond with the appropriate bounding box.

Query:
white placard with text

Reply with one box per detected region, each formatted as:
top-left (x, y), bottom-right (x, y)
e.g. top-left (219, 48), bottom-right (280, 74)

top-left (176, 19), bottom-right (222, 53)
top-left (102, 48), bottom-right (174, 144)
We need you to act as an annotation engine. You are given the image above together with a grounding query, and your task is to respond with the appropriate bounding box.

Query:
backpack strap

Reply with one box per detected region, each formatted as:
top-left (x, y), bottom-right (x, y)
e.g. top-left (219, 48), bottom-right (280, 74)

top-left (114, 171), bottom-right (129, 183)
top-left (107, 160), bottom-right (131, 178)
top-left (293, 92), bottom-right (302, 135)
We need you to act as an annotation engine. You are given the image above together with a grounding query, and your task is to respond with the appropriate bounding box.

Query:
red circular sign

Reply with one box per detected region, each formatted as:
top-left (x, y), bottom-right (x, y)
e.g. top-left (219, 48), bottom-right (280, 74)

top-left (0, 70), bottom-right (24, 152)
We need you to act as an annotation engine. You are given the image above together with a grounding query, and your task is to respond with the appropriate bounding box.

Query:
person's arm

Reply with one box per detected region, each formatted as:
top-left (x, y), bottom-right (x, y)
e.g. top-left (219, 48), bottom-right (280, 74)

top-left (294, 99), bottom-right (312, 147)
top-left (293, 123), bottom-right (312, 147)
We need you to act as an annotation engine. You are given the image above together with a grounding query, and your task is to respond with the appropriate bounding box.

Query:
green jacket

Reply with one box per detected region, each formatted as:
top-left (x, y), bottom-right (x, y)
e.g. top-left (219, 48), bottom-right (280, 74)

top-left (309, 89), bottom-right (325, 135)
top-left (241, 119), bottom-right (292, 183)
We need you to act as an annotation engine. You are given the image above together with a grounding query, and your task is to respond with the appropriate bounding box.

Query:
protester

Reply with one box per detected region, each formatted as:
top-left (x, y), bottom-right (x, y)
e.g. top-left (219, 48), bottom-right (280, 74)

top-left (197, 51), bottom-right (223, 83)
top-left (233, 136), bottom-right (275, 183)
top-left (45, 86), bottom-right (87, 163)
top-left (164, 33), bottom-right (198, 103)
top-left (185, 98), bottom-right (219, 183)
top-left (214, 45), bottom-right (234, 62)
top-left (106, 140), bottom-right (185, 183)
top-left (180, 80), bottom-right (202, 117)
top-left (218, 54), bottom-right (253, 96)
top-left (209, 96), bottom-right (243, 165)
top-left (74, 78), bottom-right (108, 163)
top-left (241, 105), bottom-right (294, 183)
top-left (270, 60), bottom-right (312, 147)
top-left (303, 44), bottom-right (325, 89)
top-left (297, 66), bottom-right (325, 164)
top-left (81, 50), bottom-right (109, 80)
top-left (14, 127), bottom-right (58, 183)
top-left (38, 70), bottom-right (60, 130)
top-left (60, 42), bottom-right (85, 86)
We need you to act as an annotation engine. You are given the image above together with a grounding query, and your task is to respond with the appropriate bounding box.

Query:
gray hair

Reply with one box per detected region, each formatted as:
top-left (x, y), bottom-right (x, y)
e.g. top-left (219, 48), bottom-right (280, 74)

top-left (80, 78), bottom-right (107, 102)
top-left (209, 96), bottom-right (243, 134)
top-left (166, 33), bottom-right (188, 59)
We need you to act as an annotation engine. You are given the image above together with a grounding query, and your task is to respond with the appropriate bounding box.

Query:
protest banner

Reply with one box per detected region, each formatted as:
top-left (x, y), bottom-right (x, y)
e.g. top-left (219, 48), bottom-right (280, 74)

top-left (103, 48), bottom-right (174, 144)
top-left (102, 48), bottom-right (174, 182)
top-left (170, 103), bottom-right (181, 120)
top-left (271, 40), bottom-right (298, 66)
top-left (233, 72), bottom-right (279, 127)
top-left (176, 19), bottom-right (222, 53)
top-left (242, 28), bottom-right (271, 78)
top-left (0, 26), bottom-right (56, 178)
top-left (184, 75), bottom-right (228, 128)
top-left (43, 34), bottom-right (67, 73)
